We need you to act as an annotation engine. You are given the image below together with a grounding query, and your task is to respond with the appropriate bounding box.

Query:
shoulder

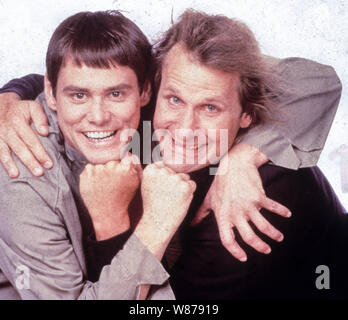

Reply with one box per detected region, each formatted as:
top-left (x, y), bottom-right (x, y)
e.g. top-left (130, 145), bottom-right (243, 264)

top-left (276, 57), bottom-right (339, 79)
top-left (260, 164), bottom-right (326, 192)
top-left (259, 164), bottom-right (345, 214)
top-left (0, 132), bottom-right (70, 226)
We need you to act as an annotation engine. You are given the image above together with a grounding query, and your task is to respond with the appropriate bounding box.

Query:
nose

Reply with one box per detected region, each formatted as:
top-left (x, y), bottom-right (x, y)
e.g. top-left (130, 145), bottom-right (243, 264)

top-left (87, 98), bottom-right (111, 125)
top-left (180, 107), bottom-right (197, 131)
top-left (174, 107), bottom-right (199, 141)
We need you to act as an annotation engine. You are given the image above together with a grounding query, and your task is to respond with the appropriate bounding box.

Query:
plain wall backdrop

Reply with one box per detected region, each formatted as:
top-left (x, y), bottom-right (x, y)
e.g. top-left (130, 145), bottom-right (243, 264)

top-left (0, 0), bottom-right (347, 209)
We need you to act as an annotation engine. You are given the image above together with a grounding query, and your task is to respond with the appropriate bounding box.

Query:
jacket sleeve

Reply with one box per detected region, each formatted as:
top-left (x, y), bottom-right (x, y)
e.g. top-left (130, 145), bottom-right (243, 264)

top-left (0, 176), bottom-right (171, 300)
top-left (240, 57), bottom-right (342, 169)
top-left (0, 74), bottom-right (44, 100)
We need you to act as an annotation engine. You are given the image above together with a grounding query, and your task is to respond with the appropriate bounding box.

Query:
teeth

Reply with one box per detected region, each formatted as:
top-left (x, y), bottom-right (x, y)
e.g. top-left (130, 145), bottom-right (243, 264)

top-left (174, 142), bottom-right (203, 150)
top-left (84, 131), bottom-right (116, 139)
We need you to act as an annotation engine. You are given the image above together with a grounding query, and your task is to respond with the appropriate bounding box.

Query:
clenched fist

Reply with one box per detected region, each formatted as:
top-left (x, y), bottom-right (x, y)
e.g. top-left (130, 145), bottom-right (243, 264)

top-left (135, 162), bottom-right (196, 260)
top-left (79, 155), bottom-right (141, 240)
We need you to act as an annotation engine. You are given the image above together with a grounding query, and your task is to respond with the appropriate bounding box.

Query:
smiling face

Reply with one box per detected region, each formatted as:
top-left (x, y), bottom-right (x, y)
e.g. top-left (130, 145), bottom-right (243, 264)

top-left (45, 58), bottom-right (150, 164)
top-left (153, 44), bottom-right (252, 173)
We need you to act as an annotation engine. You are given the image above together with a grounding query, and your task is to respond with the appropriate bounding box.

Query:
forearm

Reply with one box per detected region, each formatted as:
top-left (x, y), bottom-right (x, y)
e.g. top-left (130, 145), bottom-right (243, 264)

top-left (240, 57), bottom-right (342, 169)
top-left (227, 143), bottom-right (268, 168)
top-left (0, 74), bottom-right (44, 100)
top-left (134, 219), bottom-right (173, 262)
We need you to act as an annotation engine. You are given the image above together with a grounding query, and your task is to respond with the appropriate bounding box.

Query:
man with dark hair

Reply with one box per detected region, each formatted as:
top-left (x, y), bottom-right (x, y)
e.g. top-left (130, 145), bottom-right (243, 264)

top-left (0, 10), bottom-right (197, 300)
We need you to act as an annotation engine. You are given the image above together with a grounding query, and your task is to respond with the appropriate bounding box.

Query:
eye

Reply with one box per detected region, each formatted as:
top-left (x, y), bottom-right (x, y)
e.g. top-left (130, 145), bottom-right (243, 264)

top-left (73, 93), bottom-right (86, 100)
top-left (206, 104), bottom-right (217, 112)
top-left (169, 96), bottom-right (181, 105)
top-left (111, 91), bottom-right (121, 98)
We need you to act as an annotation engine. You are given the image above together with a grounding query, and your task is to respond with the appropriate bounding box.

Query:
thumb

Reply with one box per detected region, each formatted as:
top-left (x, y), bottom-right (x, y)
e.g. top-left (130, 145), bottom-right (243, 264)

top-left (190, 194), bottom-right (211, 226)
top-left (121, 152), bottom-right (143, 180)
top-left (29, 101), bottom-right (49, 136)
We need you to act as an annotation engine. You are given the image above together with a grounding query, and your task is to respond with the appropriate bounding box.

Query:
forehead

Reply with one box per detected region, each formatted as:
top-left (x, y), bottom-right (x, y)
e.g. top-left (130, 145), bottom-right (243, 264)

top-left (56, 57), bottom-right (139, 90)
top-left (161, 44), bottom-right (240, 102)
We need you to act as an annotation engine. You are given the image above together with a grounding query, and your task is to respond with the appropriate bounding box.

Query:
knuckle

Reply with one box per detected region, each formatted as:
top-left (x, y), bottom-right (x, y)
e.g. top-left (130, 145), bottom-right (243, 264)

top-left (18, 149), bottom-right (34, 164)
top-left (258, 223), bottom-right (271, 233)
top-left (221, 234), bottom-right (234, 246)
top-left (95, 164), bottom-right (104, 171)
top-left (85, 164), bottom-right (93, 172)
top-left (0, 154), bottom-right (10, 165)
top-left (171, 173), bottom-right (181, 182)
top-left (243, 233), bottom-right (256, 243)
top-left (159, 167), bottom-right (169, 176)
top-left (181, 181), bottom-right (191, 192)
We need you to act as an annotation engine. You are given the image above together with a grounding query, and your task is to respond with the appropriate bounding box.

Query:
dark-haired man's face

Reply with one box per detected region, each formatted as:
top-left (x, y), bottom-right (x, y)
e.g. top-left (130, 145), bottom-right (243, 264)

top-left (153, 44), bottom-right (252, 173)
top-left (45, 58), bottom-right (150, 164)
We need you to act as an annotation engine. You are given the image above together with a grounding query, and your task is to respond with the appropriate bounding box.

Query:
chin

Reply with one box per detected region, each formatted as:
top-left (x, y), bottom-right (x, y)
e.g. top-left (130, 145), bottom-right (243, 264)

top-left (84, 150), bottom-right (122, 165)
top-left (162, 160), bottom-right (208, 174)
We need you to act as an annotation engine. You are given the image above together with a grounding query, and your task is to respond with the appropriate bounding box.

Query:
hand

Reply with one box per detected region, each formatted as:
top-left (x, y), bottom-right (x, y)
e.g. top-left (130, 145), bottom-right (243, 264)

top-left (79, 155), bottom-right (141, 240)
top-left (191, 143), bottom-right (291, 262)
top-left (135, 162), bottom-right (196, 260)
top-left (0, 92), bottom-right (52, 177)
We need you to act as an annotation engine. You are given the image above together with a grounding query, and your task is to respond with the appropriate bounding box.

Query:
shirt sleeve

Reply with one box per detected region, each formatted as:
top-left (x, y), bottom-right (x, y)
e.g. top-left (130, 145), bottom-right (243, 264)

top-left (240, 57), bottom-right (342, 169)
top-left (0, 176), bottom-right (171, 300)
top-left (0, 74), bottom-right (44, 100)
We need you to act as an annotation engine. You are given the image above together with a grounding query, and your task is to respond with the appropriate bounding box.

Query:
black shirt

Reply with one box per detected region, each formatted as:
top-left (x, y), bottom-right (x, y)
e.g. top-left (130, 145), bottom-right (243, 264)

top-left (171, 164), bottom-right (348, 300)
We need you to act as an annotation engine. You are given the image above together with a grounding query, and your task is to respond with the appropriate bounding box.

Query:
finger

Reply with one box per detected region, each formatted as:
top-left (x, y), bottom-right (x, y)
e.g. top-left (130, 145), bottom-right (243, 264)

top-left (188, 180), bottom-right (196, 192)
top-left (121, 152), bottom-right (139, 165)
top-left (190, 203), bottom-right (210, 226)
top-left (217, 219), bottom-right (247, 262)
top-left (6, 133), bottom-right (44, 176)
top-left (0, 138), bottom-right (19, 178)
top-left (234, 218), bottom-right (272, 254)
top-left (249, 209), bottom-right (284, 242)
top-left (16, 123), bottom-right (53, 169)
top-left (153, 160), bottom-right (165, 168)
top-left (121, 153), bottom-right (141, 175)
top-left (29, 101), bottom-right (49, 136)
top-left (191, 193), bottom-right (211, 226)
top-left (178, 173), bottom-right (190, 181)
top-left (260, 196), bottom-right (291, 217)
top-left (130, 159), bottom-right (143, 181)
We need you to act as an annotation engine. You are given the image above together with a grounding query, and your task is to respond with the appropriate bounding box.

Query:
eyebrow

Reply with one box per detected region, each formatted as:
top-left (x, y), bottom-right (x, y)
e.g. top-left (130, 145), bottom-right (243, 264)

top-left (62, 84), bottom-right (133, 93)
top-left (163, 85), bottom-right (225, 106)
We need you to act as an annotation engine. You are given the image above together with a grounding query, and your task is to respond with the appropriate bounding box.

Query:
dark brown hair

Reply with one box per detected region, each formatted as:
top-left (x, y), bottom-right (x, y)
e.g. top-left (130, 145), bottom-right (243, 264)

top-left (154, 9), bottom-right (281, 128)
top-left (46, 10), bottom-right (152, 96)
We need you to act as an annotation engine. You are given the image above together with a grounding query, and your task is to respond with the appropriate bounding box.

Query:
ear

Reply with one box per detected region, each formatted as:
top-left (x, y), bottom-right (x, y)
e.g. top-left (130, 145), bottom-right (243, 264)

top-left (44, 74), bottom-right (57, 111)
top-left (239, 112), bottom-right (252, 129)
top-left (139, 80), bottom-right (152, 108)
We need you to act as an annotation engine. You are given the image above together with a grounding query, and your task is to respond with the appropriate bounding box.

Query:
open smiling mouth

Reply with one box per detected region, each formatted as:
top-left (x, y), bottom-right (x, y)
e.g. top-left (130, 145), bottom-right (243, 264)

top-left (83, 131), bottom-right (117, 143)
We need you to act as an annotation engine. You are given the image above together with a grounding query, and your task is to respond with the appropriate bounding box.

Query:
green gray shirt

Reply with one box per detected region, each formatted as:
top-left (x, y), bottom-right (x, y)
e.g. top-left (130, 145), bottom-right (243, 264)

top-left (0, 94), bottom-right (173, 300)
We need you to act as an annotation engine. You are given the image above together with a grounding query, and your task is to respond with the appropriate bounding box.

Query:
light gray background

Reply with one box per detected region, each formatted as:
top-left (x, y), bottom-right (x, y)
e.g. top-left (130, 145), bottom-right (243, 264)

top-left (0, 0), bottom-right (347, 209)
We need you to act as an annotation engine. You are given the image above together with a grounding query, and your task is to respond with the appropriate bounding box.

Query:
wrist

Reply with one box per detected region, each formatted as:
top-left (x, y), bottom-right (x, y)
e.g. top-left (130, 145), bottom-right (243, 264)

top-left (93, 211), bottom-right (130, 241)
top-left (228, 143), bottom-right (268, 168)
top-left (2, 92), bottom-right (21, 102)
top-left (134, 217), bottom-right (172, 261)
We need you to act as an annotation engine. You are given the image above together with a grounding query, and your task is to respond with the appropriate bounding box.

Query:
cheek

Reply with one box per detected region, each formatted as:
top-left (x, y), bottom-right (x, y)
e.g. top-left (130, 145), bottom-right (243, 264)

top-left (55, 97), bottom-right (86, 125)
top-left (154, 99), bottom-right (179, 130)
top-left (208, 117), bottom-right (239, 147)
top-left (56, 107), bottom-right (84, 127)
top-left (153, 101), bottom-right (165, 130)
top-left (117, 96), bottom-right (141, 117)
